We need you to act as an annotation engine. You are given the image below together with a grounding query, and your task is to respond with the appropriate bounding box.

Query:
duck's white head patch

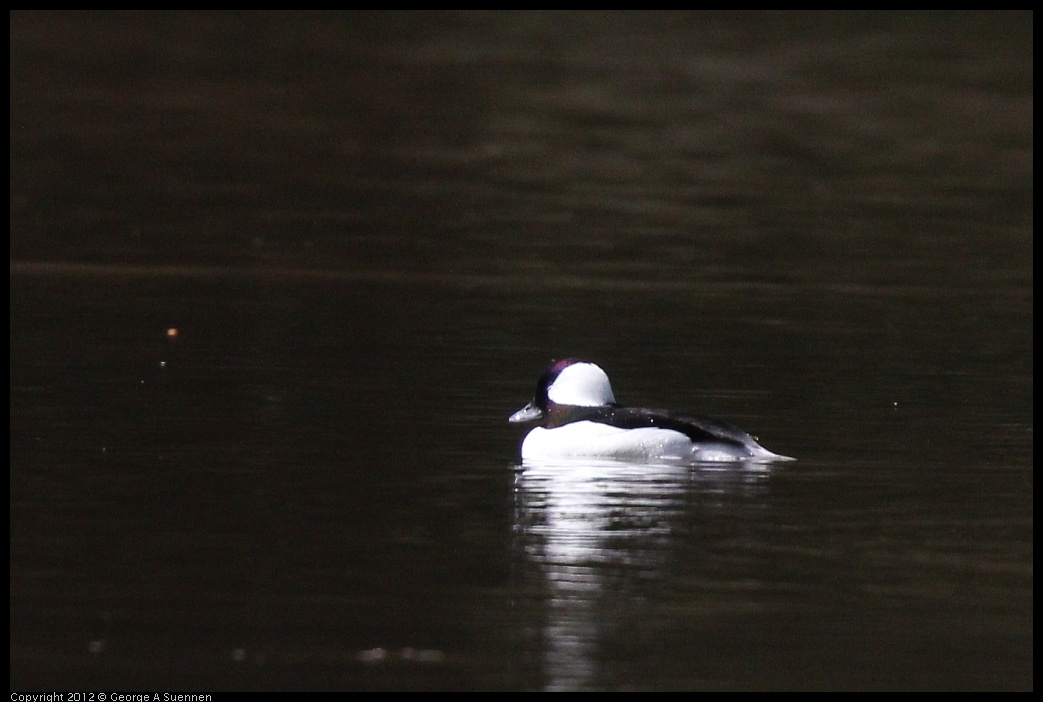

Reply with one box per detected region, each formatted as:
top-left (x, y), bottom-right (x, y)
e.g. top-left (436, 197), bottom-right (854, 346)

top-left (547, 361), bottom-right (616, 407)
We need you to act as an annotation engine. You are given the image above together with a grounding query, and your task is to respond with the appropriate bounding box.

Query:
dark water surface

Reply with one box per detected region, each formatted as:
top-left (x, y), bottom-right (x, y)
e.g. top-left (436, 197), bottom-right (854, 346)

top-left (11, 12), bottom-right (1032, 690)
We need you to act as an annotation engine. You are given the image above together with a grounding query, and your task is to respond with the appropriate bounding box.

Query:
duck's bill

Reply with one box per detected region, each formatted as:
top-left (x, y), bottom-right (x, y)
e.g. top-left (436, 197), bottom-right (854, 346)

top-left (509, 401), bottom-right (543, 423)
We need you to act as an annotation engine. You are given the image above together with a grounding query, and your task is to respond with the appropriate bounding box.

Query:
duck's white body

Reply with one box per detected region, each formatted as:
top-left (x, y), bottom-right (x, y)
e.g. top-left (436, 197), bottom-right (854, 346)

top-left (521, 423), bottom-right (718, 461)
top-left (509, 359), bottom-right (793, 464)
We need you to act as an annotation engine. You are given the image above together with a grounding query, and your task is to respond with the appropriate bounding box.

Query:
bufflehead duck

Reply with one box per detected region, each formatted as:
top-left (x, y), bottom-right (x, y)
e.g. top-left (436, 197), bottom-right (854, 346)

top-left (509, 359), bottom-right (794, 463)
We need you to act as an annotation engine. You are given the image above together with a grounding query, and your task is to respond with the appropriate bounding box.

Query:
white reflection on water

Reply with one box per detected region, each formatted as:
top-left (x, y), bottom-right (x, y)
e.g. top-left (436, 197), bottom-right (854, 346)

top-left (511, 458), bottom-right (771, 691)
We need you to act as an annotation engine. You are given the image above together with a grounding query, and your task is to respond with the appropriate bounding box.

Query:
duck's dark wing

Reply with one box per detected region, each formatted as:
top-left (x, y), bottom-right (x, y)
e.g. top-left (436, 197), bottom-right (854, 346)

top-left (587, 406), bottom-right (755, 449)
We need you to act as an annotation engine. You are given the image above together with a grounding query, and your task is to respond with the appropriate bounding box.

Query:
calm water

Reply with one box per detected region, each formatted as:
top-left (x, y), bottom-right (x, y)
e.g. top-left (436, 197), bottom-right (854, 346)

top-left (10, 12), bottom-right (1032, 690)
